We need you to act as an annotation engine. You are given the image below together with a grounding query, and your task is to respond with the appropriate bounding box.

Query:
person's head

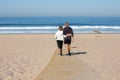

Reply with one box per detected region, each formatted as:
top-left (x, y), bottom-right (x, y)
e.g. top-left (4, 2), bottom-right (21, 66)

top-left (59, 26), bottom-right (63, 31)
top-left (64, 22), bottom-right (69, 27)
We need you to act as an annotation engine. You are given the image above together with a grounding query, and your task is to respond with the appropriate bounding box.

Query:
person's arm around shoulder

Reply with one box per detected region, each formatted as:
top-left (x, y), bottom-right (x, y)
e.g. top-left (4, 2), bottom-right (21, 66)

top-left (63, 28), bottom-right (67, 38)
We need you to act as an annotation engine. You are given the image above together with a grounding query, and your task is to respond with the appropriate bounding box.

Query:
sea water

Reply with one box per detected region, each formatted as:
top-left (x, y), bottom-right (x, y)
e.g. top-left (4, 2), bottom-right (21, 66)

top-left (0, 17), bottom-right (120, 34)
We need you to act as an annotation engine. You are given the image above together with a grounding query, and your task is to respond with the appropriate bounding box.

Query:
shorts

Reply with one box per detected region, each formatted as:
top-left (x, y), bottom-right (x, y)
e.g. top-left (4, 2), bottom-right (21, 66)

top-left (64, 39), bottom-right (71, 44)
top-left (57, 40), bottom-right (63, 49)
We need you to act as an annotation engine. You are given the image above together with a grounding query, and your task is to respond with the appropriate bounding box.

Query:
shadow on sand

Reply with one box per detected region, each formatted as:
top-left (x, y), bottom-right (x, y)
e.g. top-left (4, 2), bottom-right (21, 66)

top-left (65, 52), bottom-right (87, 56)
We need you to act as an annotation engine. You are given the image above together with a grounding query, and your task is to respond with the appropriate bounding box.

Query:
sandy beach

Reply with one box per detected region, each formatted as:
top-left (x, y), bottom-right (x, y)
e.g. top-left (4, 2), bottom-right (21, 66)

top-left (72, 34), bottom-right (120, 80)
top-left (0, 34), bottom-right (56, 80)
top-left (0, 34), bottom-right (120, 80)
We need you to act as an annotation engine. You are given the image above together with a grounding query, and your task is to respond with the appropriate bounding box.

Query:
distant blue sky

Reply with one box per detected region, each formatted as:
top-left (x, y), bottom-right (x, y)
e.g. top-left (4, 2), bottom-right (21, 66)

top-left (0, 0), bottom-right (120, 17)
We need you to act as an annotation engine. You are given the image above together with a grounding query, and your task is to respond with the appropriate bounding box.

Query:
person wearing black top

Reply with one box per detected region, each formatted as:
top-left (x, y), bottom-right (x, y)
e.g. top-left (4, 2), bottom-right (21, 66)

top-left (63, 22), bottom-right (74, 56)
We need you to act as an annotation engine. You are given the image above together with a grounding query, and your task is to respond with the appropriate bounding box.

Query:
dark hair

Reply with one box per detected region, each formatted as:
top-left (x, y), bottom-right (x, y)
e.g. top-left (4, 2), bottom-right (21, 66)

top-left (65, 22), bottom-right (69, 24)
top-left (65, 22), bottom-right (69, 26)
top-left (59, 26), bottom-right (63, 31)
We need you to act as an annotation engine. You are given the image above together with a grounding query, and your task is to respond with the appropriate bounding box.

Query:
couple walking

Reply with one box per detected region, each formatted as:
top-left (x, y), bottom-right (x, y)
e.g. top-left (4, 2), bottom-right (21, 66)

top-left (55, 22), bottom-right (74, 56)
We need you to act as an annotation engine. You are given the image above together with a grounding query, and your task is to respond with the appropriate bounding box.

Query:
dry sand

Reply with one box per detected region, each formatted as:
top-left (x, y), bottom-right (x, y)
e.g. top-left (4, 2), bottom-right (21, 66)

top-left (35, 50), bottom-right (100, 80)
top-left (0, 34), bottom-right (120, 80)
top-left (0, 34), bottom-right (56, 80)
top-left (71, 34), bottom-right (120, 80)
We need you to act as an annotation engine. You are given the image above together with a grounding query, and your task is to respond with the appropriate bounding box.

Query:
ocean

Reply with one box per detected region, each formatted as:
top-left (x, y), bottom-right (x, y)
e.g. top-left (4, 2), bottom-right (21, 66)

top-left (0, 17), bottom-right (120, 34)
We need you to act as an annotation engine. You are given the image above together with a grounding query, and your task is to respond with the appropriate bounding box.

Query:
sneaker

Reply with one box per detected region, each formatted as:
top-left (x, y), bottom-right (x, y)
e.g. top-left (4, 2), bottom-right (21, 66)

top-left (68, 53), bottom-right (71, 56)
top-left (66, 53), bottom-right (71, 56)
top-left (60, 53), bottom-right (63, 56)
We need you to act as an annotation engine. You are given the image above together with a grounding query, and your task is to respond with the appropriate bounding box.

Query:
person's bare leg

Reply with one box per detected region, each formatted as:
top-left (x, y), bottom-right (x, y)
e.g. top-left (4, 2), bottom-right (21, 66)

top-left (68, 44), bottom-right (71, 55)
top-left (65, 44), bottom-right (71, 56)
top-left (57, 48), bottom-right (63, 56)
top-left (65, 44), bottom-right (69, 54)
top-left (60, 49), bottom-right (63, 56)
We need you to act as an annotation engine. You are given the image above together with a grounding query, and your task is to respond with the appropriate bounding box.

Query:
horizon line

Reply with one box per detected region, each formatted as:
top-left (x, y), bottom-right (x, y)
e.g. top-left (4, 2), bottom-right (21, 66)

top-left (0, 16), bottom-right (120, 18)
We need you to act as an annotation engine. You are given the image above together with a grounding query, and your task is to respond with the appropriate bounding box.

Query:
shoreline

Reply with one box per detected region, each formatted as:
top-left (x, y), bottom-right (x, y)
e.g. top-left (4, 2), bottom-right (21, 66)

top-left (0, 33), bottom-right (120, 34)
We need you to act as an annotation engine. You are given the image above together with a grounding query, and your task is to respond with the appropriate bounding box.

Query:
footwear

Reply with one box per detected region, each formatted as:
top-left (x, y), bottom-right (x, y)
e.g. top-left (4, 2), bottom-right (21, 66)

top-left (60, 53), bottom-right (63, 56)
top-left (68, 53), bottom-right (71, 56)
top-left (66, 53), bottom-right (71, 56)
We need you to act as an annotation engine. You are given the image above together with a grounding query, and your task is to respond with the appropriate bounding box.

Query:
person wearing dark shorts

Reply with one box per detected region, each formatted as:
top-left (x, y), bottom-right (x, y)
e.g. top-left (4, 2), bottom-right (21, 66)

top-left (57, 40), bottom-right (63, 49)
top-left (64, 38), bottom-right (71, 44)
top-left (63, 22), bottom-right (74, 56)
top-left (55, 26), bottom-right (64, 56)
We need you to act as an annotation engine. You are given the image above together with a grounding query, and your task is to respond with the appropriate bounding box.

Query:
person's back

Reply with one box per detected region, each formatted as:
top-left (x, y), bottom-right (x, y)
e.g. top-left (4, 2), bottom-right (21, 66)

top-left (54, 26), bottom-right (64, 56)
top-left (63, 26), bottom-right (74, 40)
top-left (55, 30), bottom-right (64, 41)
top-left (63, 22), bottom-right (74, 56)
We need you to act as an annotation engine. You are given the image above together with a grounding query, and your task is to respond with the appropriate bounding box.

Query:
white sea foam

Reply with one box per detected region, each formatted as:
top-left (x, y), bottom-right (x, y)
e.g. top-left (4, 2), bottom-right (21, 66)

top-left (0, 26), bottom-right (120, 30)
top-left (71, 26), bottom-right (120, 29)
top-left (0, 25), bottom-right (120, 33)
top-left (0, 26), bottom-right (58, 30)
